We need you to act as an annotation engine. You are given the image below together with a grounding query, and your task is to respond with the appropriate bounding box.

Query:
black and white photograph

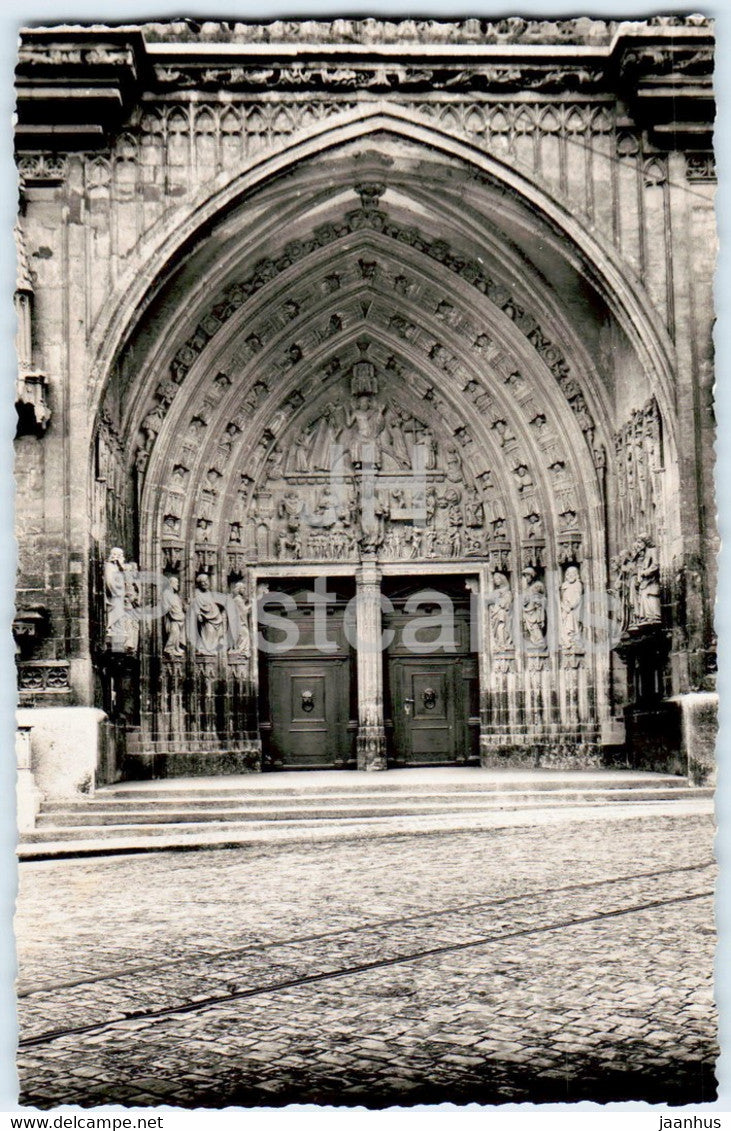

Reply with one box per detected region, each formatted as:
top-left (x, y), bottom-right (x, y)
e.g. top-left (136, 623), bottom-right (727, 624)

top-left (10, 9), bottom-right (719, 1114)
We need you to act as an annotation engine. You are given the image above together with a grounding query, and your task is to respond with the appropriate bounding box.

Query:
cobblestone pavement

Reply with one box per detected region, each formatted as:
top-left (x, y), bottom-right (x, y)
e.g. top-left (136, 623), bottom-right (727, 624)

top-left (16, 815), bottom-right (717, 1107)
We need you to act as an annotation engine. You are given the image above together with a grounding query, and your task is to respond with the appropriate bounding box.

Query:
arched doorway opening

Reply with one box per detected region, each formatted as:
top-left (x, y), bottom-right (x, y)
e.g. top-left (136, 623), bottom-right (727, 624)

top-left (90, 127), bottom-right (682, 777)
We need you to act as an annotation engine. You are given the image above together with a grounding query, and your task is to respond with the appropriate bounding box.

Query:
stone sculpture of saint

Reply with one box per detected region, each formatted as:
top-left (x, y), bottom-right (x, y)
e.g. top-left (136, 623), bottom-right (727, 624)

top-left (346, 395), bottom-right (386, 468)
top-left (560, 565), bottom-right (584, 649)
top-left (609, 555), bottom-right (630, 634)
top-left (635, 534), bottom-right (662, 625)
top-left (104, 546), bottom-right (127, 649)
top-left (229, 580), bottom-right (252, 658)
top-left (293, 425), bottom-right (314, 472)
top-left (191, 573), bottom-right (226, 655)
top-left (521, 567), bottom-right (547, 647)
top-left (309, 402), bottom-right (342, 471)
top-left (139, 403), bottom-right (165, 452)
top-left (383, 407), bottom-right (412, 469)
top-left (123, 562), bottom-right (141, 653)
top-left (161, 575), bottom-right (186, 656)
top-left (489, 572), bottom-right (513, 650)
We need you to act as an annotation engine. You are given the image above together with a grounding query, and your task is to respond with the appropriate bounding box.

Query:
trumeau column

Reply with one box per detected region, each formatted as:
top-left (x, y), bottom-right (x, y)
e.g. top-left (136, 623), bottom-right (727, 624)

top-left (355, 559), bottom-right (387, 772)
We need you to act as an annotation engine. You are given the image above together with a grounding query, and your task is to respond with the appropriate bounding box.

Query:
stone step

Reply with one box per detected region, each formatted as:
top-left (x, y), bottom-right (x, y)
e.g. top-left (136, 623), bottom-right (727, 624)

top-left (93, 773), bottom-right (690, 803)
top-left (36, 786), bottom-right (708, 826)
top-left (22, 793), bottom-right (714, 845)
top-left (34, 788), bottom-right (712, 830)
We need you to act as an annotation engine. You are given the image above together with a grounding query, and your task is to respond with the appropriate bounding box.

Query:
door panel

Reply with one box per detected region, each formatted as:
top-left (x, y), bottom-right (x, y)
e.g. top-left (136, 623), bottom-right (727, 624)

top-left (390, 658), bottom-right (461, 764)
top-left (268, 660), bottom-right (349, 767)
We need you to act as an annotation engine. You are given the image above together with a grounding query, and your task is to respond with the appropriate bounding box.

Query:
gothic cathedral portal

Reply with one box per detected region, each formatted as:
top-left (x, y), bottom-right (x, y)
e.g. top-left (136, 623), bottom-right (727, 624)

top-left (13, 20), bottom-right (717, 787)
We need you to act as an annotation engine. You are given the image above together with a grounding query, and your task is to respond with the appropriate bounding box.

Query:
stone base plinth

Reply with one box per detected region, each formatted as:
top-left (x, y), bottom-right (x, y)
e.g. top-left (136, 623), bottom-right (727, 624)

top-left (624, 695), bottom-right (717, 781)
top-left (16, 726), bottom-right (42, 833)
top-left (480, 739), bottom-right (603, 770)
top-left (357, 726), bottom-right (387, 771)
top-left (16, 706), bottom-right (108, 800)
top-left (669, 692), bottom-right (718, 786)
top-left (17, 769), bottom-right (42, 834)
top-left (123, 740), bottom-right (262, 779)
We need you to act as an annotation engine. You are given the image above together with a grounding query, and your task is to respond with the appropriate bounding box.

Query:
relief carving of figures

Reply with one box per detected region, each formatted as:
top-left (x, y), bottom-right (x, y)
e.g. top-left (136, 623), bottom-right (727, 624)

top-left (443, 487), bottom-right (464, 557)
top-left (520, 567), bottom-right (547, 647)
top-left (423, 527), bottom-right (438, 558)
top-left (185, 414), bottom-right (207, 444)
top-left (228, 580), bottom-right (251, 657)
top-left (413, 424), bottom-right (437, 470)
top-left (104, 547), bottom-right (127, 648)
top-left (243, 380), bottom-right (269, 413)
top-left (267, 446), bottom-right (285, 480)
top-left (445, 448), bottom-right (463, 483)
top-left (464, 488), bottom-right (484, 527)
top-left (644, 398), bottom-right (663, 471)
top-left (407, 526), bottom-right (423, 558)
top-left (465, 530), bottom-right (484, 556)
top-left (276, 490), bottom-right (303, 559)
top-left (560, 565), bottom-right (584, 650)
top-left (513, 463), bottom-right (534, 492)
top-left (162, 575), bottom-right (186, 656)
top-left (277, 525), bottom-right (302, 560)
top-left (313, 402), bottom-right (347, 471)
top-left (383, 526), bottom-right (403, 558)
top-left (489, 571), bottom-right (514, 650)
top-left (634, 417), bottom-right (649, 520)
top-left (278, 490), bottom-right (303, 526)
top-left (570, 394), bottom-right (595, 448)
top-left (293, 426), bottom-right (314, 472)
top-left (357, 485), bottom-right (388, 553)
top-left (492, 418), bottom-right (516, 447)
top-left (191, 573), bottom-right (226, 654)
top-left (614, 397), bottom-right (664, 550)
top-left (615, 435), bottom-right (628, 535)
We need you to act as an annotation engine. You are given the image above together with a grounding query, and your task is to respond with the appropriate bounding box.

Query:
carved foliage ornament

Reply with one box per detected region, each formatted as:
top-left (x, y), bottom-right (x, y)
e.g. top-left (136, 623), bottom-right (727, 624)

top-left (142, 17), bottom-right (712, 46)
top-left (154, 60), bottom-right (602, 93)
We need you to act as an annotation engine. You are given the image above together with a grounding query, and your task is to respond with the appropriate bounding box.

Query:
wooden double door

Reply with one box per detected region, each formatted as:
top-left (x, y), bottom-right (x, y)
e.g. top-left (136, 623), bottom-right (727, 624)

top-left (260, 578), bottom-right (479, 769)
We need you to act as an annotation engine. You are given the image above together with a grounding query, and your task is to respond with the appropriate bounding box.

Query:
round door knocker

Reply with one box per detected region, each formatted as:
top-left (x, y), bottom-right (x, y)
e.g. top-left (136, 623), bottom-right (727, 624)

top-left (422, 687), bottom-right (437, 710)
top-left (301, 690), bottom-right (315, 713)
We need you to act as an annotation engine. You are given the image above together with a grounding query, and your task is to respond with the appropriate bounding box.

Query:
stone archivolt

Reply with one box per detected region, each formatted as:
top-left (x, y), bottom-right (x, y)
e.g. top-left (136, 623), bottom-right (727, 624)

top-left (130, 188), bottom-right (603, 511)
top-left (158, 189), bottom-right (580, 404)
top-left (142, 297), bottom-right (591, 579)
top-left (125, 184), bottom-right (613, 631)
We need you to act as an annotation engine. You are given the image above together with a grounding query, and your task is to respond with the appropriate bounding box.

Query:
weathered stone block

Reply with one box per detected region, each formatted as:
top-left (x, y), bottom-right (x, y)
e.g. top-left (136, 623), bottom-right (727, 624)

top-left (16, 706), bottom-right (107, 799)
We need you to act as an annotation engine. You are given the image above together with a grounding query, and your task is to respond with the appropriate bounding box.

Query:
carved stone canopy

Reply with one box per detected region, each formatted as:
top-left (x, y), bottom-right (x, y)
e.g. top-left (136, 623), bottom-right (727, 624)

top-left (13, 605), bottom-right (50, 656)
top-left (16, 372), bottom-right (51, 436)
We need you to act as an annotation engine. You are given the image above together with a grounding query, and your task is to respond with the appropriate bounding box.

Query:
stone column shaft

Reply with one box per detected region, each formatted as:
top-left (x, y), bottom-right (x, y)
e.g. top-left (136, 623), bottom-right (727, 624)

top-left (355, 561), bottom-right (386, 771)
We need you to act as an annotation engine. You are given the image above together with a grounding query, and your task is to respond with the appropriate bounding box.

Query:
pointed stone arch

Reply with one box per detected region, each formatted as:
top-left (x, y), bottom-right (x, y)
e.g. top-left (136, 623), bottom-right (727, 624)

top-left (87, 102), bottom-right (690, 775)
top-left (88, 101), bottom-right (678, 443)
